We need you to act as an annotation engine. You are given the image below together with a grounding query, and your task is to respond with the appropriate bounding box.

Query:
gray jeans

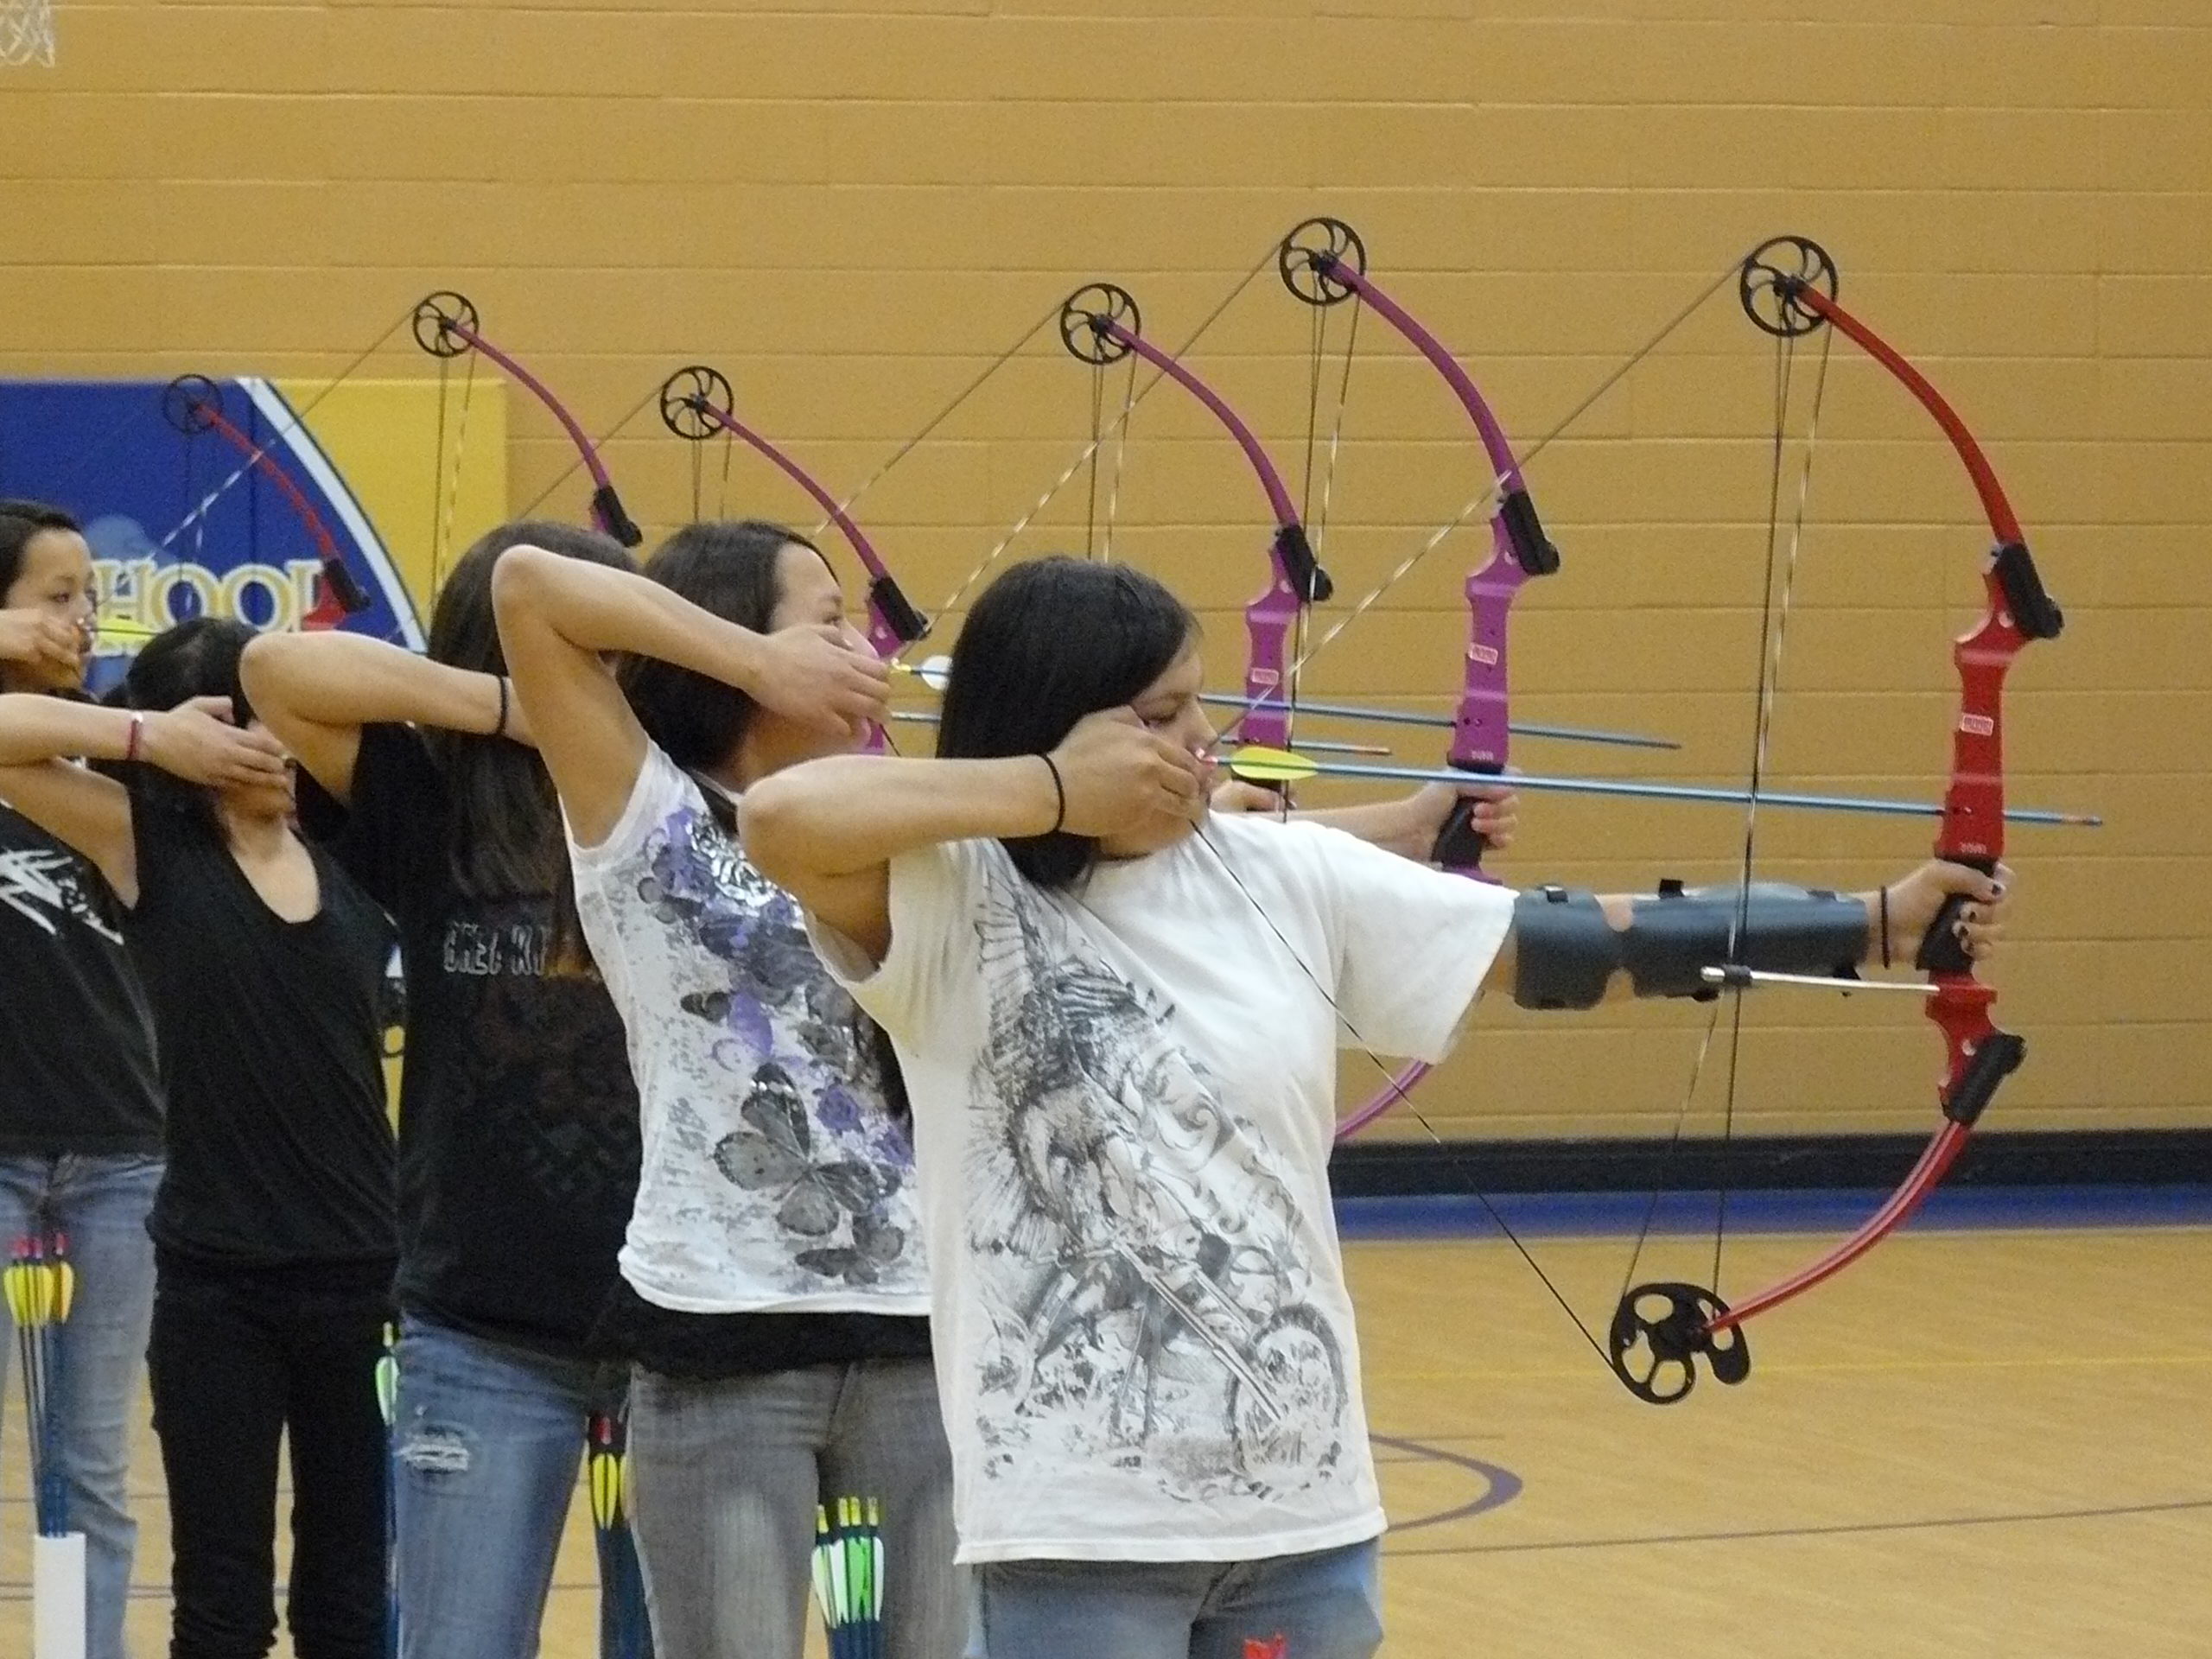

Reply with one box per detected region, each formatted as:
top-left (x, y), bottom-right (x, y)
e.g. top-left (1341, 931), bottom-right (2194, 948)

top-left (627, 1357), bottom-right (960, 1659)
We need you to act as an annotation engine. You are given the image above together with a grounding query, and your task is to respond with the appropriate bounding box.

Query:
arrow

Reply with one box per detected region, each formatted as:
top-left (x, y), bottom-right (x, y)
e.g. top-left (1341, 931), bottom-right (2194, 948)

top-left (1221, 745), bottom-right (2101, 828)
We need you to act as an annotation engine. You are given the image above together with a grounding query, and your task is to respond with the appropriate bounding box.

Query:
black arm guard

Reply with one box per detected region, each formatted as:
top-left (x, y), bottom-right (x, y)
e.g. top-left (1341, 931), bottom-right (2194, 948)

top-left (1512, 880), bottom-right (1871, 1011)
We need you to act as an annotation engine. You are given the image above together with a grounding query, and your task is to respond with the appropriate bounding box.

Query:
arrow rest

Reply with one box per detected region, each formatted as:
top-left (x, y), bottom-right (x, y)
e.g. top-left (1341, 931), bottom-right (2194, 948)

top-left (1278, 216), bottom-right (1366, 308)
top-left (411, 289), bottom-right (479, 358)
top-left (658, 365), bottom-right (735, 442)
top-left (1058, 283), bottom-right (1141, 365)
top-left (160, 373), bottom-right (223, 436)
top-left (1739, 236), bottom-right (1838, 339)
top-left (1608, 1281), bottom-right (1751, 1405)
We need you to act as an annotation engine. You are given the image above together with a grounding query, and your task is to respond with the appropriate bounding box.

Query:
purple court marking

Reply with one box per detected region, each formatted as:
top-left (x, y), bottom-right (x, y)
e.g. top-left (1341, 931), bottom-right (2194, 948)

top-left (1382, 1495), bottom-right (2212, 1560)
top-left (1370, 1433), bottom-right (1522, 1532)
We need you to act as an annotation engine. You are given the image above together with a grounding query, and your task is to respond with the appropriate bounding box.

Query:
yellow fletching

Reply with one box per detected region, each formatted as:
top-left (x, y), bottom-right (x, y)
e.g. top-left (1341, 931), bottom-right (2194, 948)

top-left (588, 1449), bottom-right (619, 1529)
top-left (52, 1262), bottom-right (73, 1323)
top-left (1223, 744), bottom-right (1319, 785)
top-left (3, 1264), bottom-right (29, 1326)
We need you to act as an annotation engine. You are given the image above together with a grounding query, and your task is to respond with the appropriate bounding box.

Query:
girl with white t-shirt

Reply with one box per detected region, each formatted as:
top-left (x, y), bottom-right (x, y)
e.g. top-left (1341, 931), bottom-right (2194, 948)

top-left (736, 555), bottom-right (2012, 1659)
top-left (491, 522), bottom-right (959, 1659)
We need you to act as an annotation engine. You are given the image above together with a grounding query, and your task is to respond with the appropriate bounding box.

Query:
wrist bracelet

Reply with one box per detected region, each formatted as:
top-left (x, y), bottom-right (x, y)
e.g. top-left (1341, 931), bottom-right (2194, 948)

top-left (124, 712), bottom-right (144, 763)
top-left (1878, 885), bottom-right (1891, 969)
top-left (494, 676), bottom-right (511, 739)
top-left (1039, 753), bottom-right (1066, 835)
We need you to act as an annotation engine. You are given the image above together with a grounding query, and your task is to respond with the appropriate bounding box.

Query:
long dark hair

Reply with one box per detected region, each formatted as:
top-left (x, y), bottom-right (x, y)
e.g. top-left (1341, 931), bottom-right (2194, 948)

top-left (0, 499), bottom-right (81, 601)
top-left (617, 519), bottom-right (807, 769)
top-left (101, 616), bottom-right (256, 842)
top-left (421, 520), bottom-right (636, 899)
top-left (937, 556), bottom-right (1198, 890)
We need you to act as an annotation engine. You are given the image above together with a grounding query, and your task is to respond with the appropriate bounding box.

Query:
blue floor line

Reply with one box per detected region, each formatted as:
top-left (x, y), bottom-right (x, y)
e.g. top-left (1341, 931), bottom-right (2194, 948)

top-left (1334, 1183), bottom-right (2212, 1239)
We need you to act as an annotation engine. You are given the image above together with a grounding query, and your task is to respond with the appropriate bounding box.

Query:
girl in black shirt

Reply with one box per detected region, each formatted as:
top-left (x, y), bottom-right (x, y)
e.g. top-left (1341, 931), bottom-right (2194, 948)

top-left (0, 617), bottom-right (397, 1659)
top-left (0, 499), bottom-right (167, 1659)
top-left (240, 522), bottom-right (656, 1659)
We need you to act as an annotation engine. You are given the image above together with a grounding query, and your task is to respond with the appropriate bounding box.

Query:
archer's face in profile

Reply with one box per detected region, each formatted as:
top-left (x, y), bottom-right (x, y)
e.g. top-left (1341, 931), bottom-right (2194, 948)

top-left (1096, 639), bottom-right (1213, 860)
top-left (765, 540), bottom-right (879, 765)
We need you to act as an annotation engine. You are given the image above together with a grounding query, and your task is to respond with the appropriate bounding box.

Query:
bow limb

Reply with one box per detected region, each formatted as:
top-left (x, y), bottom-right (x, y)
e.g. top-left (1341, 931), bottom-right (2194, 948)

top-left (1611, 236), bottom-right (2067, 1406)
top-left (1058, 284), bottom-right (1330, 755)
top-left (657, 365), bottom-right (927, 663)
top-left (412, 292), bottom-right (643, 549)
top-left (160, 376), bottom-right (372, 630)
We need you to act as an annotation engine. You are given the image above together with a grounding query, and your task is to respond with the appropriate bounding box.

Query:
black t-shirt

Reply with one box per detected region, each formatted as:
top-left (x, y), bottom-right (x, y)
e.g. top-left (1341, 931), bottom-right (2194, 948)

top-left (297, 725), bottom-right (643, 1356)
top-left (0, 799), bottom-right (164, 1156)
top-left (122, 788), bottom-right (396, 1268)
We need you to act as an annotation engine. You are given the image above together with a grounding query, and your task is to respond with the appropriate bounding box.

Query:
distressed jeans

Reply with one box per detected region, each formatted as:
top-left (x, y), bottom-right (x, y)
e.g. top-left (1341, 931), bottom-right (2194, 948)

top-left (964, 1538), bottom-right (1384, 1659)
top-left (391, 1316), bottom-right (650, 1659)
top-left (0, 1152), bottom-right (162, 1659)
top-left (626, 1357), bottom-right (960, 1659)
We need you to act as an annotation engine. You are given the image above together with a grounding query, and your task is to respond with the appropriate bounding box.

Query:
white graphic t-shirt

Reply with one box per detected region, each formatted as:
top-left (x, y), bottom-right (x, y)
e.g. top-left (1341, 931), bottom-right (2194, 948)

top-left (809, 811), bottom-right (1514, 1564)
top-left (570, 743), bottom-right (928, 1316)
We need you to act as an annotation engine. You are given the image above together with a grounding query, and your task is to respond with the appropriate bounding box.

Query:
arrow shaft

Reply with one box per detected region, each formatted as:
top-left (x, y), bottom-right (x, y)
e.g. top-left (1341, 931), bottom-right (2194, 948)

top-left (1245, 754), bottom-right (2097, 826)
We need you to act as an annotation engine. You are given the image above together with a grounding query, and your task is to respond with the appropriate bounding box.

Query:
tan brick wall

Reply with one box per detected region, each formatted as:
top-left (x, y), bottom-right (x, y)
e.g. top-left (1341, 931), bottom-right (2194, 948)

top-left (4, 0), bottom-right (2204, 1141)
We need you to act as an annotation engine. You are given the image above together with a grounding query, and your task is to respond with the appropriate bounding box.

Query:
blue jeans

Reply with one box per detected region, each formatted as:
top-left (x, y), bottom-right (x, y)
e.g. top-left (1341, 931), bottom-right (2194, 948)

top-left (626, 1358), bottom-right (959, 1659)
top-left (391, 1317), bottom-right (650, 1659)
top-left (965, 1539), bottom-right (1384, 1659)
top-left (0, 1152), bottom-right (162, 1659)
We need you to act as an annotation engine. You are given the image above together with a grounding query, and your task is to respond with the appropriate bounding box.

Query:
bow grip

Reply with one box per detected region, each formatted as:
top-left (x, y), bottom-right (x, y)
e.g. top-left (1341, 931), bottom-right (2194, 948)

top-left (1914, 855), bottom-right (1993, 977)
top-left (590, 485), bottom-right (645, 549)
top-left (1429, 758), bottom-right (1503, 871)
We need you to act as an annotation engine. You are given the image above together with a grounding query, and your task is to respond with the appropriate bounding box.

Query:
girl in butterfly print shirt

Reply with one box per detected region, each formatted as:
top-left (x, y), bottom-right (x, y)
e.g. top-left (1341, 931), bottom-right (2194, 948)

top-left (493, 520), bottom-right (954, 1659)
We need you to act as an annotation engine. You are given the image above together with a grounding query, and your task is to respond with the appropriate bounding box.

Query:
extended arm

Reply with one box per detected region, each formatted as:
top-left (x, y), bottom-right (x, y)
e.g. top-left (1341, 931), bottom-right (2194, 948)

top-left (1486, 861), bottom-right (2008, 1007)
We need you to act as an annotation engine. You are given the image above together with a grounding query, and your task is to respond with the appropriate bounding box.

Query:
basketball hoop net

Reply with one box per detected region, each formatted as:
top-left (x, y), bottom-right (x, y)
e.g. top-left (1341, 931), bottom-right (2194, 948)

top-left (0, 0), bottom-right (55, 66)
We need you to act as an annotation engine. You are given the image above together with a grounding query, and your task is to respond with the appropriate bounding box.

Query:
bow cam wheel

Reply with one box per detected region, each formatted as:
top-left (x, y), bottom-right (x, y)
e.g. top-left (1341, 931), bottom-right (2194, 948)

top-left (1279, 218), bottom-right (1366, 308)
top-left (1739, 236), bottom-right (1838, 339)
top-left (1058, 283), bottom-right (1141, 366)
top-left (412, 290), bottom-right (480, 358)
top-left (1609, 1281), bottom-right (1751, 1405)
top-left (160, 374), bottom-right (223, 435)
top-left (658, 365), bottom-right (734, 442)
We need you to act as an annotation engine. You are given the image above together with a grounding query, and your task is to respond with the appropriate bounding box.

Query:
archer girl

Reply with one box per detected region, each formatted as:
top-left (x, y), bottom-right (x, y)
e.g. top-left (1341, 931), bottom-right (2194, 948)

top-left (490, 520), bottom-right (957, 1659)
top-left (737, 554), bottom-right (2010, 1659)
top-left (0, 499), bottom-right (168, 1659)
top-left (241, 520), bottom-right (657, 1659)
top-left (0, 613), bottom-right (397, 1659)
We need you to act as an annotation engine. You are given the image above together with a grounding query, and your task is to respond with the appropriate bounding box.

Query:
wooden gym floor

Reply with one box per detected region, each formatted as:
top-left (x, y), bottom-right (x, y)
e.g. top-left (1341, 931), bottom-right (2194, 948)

top-left (3, 1205), bottom-right (2207, 1657)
